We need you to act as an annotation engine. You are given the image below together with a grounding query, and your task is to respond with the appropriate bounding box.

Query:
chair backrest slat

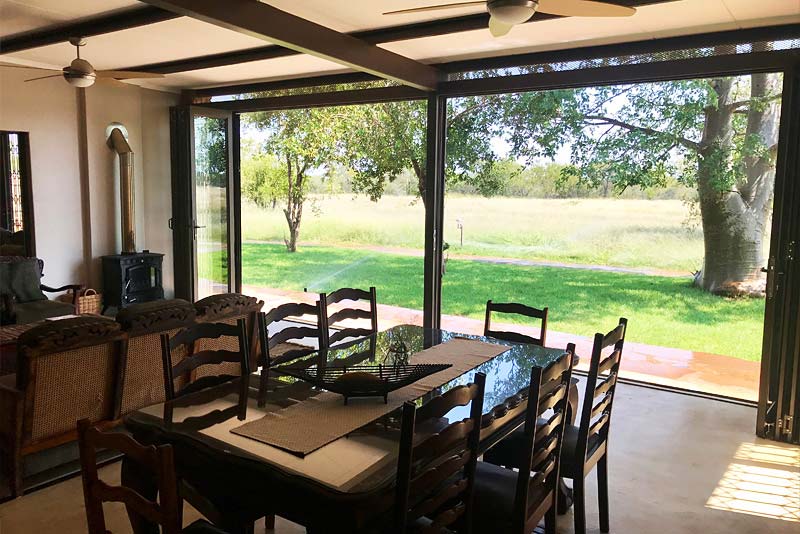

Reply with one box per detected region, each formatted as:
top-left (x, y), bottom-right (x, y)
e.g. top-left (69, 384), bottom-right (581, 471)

top-left (319, 286), bottom-right (378, 348)
top-left (505, 347), bottom-right (574, 533)
top-left (160, 319), bottom-right (250, 420)
top-left (268, 326), bottom-right (320, 349)
top-left (257, 302), bottom-right (325, 407)
top-left (78, 419), bottom-right (182, 534)
top-left (577, 318), bottom-right (628, 466)
top-left (393, 373), bottom-right (486, 533)
top-left (484, 300), bottom-right (548, 347)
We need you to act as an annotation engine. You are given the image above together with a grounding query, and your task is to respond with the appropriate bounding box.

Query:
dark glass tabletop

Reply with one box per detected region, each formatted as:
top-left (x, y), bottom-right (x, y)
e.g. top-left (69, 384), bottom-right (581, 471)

top-left (125, 324), bottom-right (568, 495)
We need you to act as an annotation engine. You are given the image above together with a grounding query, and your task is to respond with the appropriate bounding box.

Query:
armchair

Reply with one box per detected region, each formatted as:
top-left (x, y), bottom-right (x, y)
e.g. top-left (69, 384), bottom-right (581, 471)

top-left (0, 257), bottom-right (84, 325)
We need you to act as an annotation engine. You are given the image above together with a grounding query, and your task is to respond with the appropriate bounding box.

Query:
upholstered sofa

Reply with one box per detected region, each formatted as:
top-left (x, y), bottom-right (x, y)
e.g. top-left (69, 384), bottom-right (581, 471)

top-left (0, 316), bottom-right (125, 497)
top-left (0, 256), bottom-right (82, 325)
top-left (115, 298), bottom-right (197, 415)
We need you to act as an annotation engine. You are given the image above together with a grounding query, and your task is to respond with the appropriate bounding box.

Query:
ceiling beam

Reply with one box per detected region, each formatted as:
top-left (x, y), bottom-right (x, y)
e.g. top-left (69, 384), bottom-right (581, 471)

top-left (139, 0), bottom-right (441, 91)
top-left (125, 0), bottom-right (669, 75)
top-left (190, 72), bottom-right (381, 99)
top-left (208, 86), bottom-right (427, 113)
top-left (127, 12), bottom-right (558, 75)
top-left (0, 6), bottom-right (178, 55)
top-left (191, 22), bottom-right (800, 99)
top-left (441, 22), bottom-right (800, 73)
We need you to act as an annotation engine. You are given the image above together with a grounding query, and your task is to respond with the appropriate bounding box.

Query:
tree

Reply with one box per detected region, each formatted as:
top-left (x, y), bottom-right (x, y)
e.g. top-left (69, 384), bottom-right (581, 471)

top-left (241, 151), bottom-right (285, 210)
top-left (246, 107), bottom-right (346, 252)
top-left (194, 116), bottom-right (228, 187)
top-left (339, 98), bottom-right (511, 203)
top-left (517, 73), bottom-right (781, 295)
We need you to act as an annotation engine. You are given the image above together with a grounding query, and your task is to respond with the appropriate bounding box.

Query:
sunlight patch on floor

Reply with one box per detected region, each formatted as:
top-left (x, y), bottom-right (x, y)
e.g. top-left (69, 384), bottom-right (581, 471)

top-left (707, 442), bottom-right (800, 523)
top-left (734, 442), bottom-right (800, 468)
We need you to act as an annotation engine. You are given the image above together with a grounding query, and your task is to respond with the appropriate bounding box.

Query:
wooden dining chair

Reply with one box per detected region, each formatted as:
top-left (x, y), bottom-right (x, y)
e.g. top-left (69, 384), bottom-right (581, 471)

top-left (380, 372), bottom-right (486, 534)
top-left (256, 301), bottom-right (325, 406)
top-left (160, 320), bottom-right (250, 418)
top-left (319, 286), bottom-right (378, 348)
top-left (77, 419), bottom-right (230, 534)
top-left (484, 300), bottom-right (549, 346)
top-left (471, 351), bottom-right (573, 534)
top-left (483, 318), bottom-right (627, 534)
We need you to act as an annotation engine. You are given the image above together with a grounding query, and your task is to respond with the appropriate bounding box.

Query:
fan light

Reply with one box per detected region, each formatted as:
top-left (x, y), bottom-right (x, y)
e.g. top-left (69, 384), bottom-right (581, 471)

top-left (488, 0), bottom-right (537, 25)
top-left (64, 57), bottom-right (96, 88)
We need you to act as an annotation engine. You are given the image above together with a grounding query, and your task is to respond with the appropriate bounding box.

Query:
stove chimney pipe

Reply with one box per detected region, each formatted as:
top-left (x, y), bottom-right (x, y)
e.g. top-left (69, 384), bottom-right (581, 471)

top-left (106, 124), bottom-right (135, 254)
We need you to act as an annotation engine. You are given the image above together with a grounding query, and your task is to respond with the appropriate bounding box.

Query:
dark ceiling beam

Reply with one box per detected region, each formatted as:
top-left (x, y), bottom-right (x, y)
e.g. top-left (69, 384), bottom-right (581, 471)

top-left (208, 86), bottom-right (427, 113)
top-left (139, 0), bottom-right (440, 91)
top-left (441, 22), bottom-right (800, 73)
top-left (191, 22), bottom-right (800, 99)
top-left (438, 49), bottom-right (799, 97)
top-left (191, 72), bottom-right (381, 99)
top-left (0, 6), bottom-right (178, 54)
top-left (126, 0), bottom-right (668, 75)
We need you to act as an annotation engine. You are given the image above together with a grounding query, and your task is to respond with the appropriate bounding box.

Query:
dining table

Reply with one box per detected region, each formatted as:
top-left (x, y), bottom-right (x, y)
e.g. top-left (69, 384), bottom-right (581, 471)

top-left (122, 324), bottom-right (577, 534)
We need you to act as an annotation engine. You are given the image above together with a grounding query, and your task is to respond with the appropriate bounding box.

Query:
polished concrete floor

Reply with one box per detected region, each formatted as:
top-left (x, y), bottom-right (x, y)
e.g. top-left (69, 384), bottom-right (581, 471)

top-left (1, 382), bottom-right (798, 534)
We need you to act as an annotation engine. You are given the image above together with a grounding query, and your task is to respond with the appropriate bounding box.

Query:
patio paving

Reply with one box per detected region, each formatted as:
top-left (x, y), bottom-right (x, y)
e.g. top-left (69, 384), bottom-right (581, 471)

top-left (242, 285), bottom-right (761, 402)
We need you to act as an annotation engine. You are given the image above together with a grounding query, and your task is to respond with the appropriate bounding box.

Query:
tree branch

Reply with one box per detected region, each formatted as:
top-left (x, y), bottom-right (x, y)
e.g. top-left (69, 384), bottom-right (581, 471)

top-left (583, 115), bottom-right (700, 151)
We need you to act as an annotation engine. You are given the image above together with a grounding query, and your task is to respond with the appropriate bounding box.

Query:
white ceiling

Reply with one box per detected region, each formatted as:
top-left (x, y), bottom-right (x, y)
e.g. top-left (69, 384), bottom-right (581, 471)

top-left (1, 0), bottom-right (798, 92)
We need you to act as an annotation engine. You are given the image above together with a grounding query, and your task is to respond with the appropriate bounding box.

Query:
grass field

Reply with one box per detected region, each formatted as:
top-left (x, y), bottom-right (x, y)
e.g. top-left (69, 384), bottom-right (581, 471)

top-left (233, 243), bottom-right (765, 361)
top-left (242, 194), bottom-right (710, 272)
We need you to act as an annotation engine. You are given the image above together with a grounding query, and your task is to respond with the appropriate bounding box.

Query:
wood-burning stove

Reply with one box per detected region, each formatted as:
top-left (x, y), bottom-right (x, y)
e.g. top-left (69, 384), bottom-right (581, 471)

top-left (101, 124), bottom-right (164, 312)
top-left (101, 252), bottom-right (164, 312)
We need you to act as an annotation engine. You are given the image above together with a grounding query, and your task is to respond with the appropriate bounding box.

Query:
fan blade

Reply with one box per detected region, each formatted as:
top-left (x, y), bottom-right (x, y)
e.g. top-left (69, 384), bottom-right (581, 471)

top-left (96, 70), bottom-right (165, 79)
top-left (99, 77), bottom-right (129, 88)
top-left (24, 74), bottom-right (62, 82)
top-left (1, 63), bottom-right (61, 72)
top-left (488, 16), bottom-right (513, 37)
top-left (384, 1), bottom-right (484, 15)
top-left (537, 0), bottom-right (635, 17)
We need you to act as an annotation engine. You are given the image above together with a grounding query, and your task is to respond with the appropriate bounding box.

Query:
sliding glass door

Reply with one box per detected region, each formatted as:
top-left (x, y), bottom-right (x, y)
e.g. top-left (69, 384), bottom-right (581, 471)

top-left (170, 106), bottom-right (237, 301)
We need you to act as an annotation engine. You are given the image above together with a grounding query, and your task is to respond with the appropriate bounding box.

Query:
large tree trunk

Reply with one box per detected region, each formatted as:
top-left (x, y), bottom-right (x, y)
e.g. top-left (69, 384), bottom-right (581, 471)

top-left (694, 73), bottom-right (780, 296)
top-left (283, 156), bottom-right (304, 253)
top-left (411, 158), bottom-right (427, 207)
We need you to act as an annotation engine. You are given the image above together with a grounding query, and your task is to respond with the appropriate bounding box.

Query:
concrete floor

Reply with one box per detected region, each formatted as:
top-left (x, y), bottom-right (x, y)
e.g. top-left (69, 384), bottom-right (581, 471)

top-left (1, 383), bottom-right (798, 534)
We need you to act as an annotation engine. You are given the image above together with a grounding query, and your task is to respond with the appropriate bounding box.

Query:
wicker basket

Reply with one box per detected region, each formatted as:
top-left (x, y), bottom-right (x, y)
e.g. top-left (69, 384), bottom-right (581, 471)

top-left (58, 288), bottom-right (103, 315)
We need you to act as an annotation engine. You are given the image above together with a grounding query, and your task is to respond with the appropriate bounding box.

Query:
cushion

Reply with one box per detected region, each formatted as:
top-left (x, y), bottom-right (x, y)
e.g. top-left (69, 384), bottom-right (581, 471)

top-left (8, 258), bottom-right (45, 302)
top-left (471, 461), bottom-right (548, 533)
top-left (482, 422), bottom-right (603, 479)
top-left (14, 299), bottom-right (75, 324)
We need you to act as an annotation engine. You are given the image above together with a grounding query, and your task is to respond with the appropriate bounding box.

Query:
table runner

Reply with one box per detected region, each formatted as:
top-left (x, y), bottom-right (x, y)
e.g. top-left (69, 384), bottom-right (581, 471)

top-left (231, 338), bottom-right (509, 456)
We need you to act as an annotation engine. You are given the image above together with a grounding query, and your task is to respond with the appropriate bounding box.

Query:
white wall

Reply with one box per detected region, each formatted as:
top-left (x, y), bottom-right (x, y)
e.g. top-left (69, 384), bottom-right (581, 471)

top-left (0, 67), bottom-right (179, 295)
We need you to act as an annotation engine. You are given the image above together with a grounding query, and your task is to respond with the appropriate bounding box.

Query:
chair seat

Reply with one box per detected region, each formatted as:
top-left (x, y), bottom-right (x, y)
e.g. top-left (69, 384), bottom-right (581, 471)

top-left (483, 423), bottom-right (602, 479)
top-left (183, 519), bottom-right (231, 534)
top-left (14, 299), bottom-right (75, 324)
top-left (471, 461), bottom-right (549, 533)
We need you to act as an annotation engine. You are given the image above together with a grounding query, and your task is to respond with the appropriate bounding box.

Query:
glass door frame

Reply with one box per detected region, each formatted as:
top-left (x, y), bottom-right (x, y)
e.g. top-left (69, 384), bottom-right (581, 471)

top-left (169, 105), bottom-right (238, 301)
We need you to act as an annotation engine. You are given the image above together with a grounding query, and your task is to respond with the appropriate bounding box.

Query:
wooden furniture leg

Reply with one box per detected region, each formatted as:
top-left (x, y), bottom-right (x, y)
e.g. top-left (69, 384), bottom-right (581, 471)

top-left (121, 455), bottom-right (159, 534)
top-left (598, 454), bottom-right (610, 532)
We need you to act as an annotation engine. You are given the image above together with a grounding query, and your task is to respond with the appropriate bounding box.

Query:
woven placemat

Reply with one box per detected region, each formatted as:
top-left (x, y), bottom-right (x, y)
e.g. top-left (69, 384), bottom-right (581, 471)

top-left (231, 338), bottom-right (508, 457)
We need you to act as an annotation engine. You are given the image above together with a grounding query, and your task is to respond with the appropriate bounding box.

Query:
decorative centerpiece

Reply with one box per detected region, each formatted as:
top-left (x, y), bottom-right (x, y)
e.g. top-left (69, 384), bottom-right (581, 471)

top-left (385, 337), bottom-right (410, 366)
top-left (276, 363), bottom-right (452, 404)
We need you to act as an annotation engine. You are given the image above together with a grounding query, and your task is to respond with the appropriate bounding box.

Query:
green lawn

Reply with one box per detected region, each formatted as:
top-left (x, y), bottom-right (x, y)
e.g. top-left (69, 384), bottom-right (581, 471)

top-left (235, 243), bottom-right (765, 361)
top-left (242, 194), bottom-right (712, 272)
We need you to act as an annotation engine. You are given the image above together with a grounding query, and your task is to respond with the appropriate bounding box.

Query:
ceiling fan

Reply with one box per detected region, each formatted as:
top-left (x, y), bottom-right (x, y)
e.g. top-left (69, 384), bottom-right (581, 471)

top-left (1, 37), bottom-right (164, 88)
top-left (384, 0), bottom-right (636, 37)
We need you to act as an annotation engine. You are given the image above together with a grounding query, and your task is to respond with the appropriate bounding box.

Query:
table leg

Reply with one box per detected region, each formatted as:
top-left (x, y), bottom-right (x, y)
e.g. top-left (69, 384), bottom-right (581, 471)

top-left (557, 380), bottom-right (580, 514)
top-left (121, 455), bottom-right (159, 534)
